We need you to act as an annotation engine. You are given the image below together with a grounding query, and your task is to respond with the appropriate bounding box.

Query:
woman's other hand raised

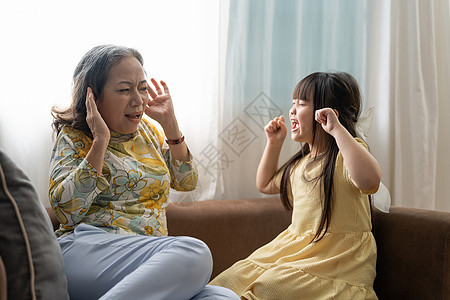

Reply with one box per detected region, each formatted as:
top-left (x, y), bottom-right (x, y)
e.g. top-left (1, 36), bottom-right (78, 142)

top-left (145, 79), bottom-right (176, 129)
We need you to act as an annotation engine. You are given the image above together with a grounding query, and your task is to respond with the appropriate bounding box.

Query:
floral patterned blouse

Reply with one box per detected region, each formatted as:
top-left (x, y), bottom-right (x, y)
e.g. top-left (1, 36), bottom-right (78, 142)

top-left (49, 118), bottom-right (198, 238)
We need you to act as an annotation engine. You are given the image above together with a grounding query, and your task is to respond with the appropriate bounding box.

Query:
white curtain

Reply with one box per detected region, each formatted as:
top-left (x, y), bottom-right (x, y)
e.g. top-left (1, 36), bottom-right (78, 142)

top-left (364, 0), bottom-right (450, 212)
top-left (387, 0), bottom-right (450, 211)
top-left (1, 0), bottom-right (449, 212)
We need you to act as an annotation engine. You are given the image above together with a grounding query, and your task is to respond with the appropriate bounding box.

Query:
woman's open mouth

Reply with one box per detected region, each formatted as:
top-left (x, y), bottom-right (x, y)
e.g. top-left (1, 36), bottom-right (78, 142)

top-left (125, 112), bottom-right (142, 122)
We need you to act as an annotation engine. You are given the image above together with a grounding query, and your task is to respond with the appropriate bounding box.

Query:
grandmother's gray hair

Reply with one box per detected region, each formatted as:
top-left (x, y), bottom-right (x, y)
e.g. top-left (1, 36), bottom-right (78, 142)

top-left (51, 45), bottom-right (144, 135)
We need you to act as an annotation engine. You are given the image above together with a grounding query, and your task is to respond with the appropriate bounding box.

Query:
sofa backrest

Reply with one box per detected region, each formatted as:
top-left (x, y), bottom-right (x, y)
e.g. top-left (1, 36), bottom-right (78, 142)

top-left (373, 206), bottom-right (450, 300)
top-left (167, 198), bottom-right (292, 279)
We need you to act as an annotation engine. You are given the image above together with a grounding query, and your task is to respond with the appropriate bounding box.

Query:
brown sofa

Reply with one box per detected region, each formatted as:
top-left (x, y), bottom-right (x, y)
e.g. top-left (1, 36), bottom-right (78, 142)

top-left (166, 197), bottom-right (450, 300)
top-left (45, 197), bottom-right (450, 299)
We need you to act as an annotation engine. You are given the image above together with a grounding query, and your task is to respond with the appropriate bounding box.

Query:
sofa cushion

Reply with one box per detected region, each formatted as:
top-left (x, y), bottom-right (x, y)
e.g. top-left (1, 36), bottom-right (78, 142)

top-left (0, 149), bottom-right (69, 299)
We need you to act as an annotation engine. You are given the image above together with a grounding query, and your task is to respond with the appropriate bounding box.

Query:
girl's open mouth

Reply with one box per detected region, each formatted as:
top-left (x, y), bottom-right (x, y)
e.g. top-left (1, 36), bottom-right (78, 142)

top-left (291, 119), bottom-right (299, 132)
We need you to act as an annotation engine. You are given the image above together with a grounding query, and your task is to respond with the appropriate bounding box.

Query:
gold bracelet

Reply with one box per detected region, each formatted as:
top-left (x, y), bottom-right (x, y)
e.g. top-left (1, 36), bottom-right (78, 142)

top-left (165, 134), bottom-right (185, 145)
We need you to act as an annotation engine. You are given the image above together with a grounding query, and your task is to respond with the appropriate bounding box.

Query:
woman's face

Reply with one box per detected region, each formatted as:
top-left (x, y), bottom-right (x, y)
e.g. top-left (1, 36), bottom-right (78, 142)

top-left (96, 56), bottom-right (149, 134)
top-left (289, 98), bottom-right (315, 144)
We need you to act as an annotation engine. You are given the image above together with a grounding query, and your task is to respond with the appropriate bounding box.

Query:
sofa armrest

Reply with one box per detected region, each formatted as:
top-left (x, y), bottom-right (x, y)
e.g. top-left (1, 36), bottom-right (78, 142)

top-left (46, 207), bottom-right (60, 231)
top-left (373, 206), bottom-right (450, 300)
top-left (167, 197), bottom-right (291, 278)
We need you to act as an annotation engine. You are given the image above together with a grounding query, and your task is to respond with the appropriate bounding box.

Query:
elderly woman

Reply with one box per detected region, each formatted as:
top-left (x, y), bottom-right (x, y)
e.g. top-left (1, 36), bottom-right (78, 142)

top-left (49, 45), bottom-right (238, 300)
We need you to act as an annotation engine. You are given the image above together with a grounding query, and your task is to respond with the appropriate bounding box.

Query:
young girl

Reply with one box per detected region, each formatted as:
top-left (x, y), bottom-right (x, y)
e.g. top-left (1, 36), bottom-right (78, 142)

top-left (210, 72), bottom-right (381, 299)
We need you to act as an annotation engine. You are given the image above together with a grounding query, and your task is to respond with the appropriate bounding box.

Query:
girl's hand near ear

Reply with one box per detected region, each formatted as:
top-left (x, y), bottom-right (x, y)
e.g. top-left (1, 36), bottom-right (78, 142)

top-left (317, 107), bottom-right (382, 192)
top-left (315, 108), bottom-right (341, 136)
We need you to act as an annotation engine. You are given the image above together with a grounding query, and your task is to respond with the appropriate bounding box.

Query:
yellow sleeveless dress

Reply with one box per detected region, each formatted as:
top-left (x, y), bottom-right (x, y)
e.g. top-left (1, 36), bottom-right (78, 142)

top-left (210, 141), bottom-right (378, 299)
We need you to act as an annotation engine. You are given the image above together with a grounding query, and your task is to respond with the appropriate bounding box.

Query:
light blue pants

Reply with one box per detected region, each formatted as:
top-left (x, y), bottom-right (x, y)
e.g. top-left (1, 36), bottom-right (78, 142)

top-left (58, 224), bottom-right (239, 300)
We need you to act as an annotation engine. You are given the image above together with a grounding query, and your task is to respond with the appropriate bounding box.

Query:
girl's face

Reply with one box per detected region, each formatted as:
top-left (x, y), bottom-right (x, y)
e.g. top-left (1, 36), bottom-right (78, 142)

top-left (289, 98), bottom-right (315, 144)
top-left (96, 56), bottom-right (149, 134)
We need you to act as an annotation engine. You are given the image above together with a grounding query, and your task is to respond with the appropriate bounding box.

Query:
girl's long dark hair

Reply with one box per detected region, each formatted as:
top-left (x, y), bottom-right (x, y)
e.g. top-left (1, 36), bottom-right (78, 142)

top-left (279, 72), bottom-right (362, 242)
